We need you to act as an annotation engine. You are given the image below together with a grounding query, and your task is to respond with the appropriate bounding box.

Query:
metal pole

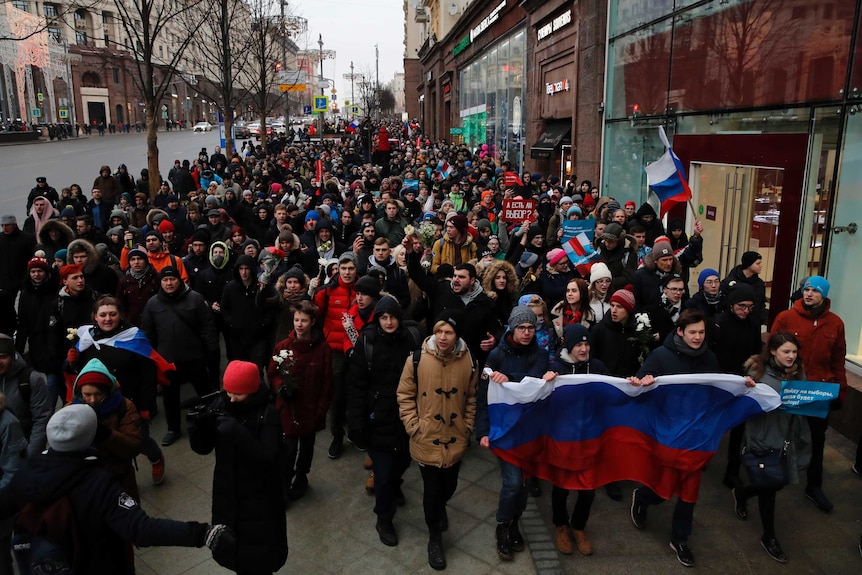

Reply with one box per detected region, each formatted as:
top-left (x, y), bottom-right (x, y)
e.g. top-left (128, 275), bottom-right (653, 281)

top-left (281, 0), bottom-right (287, 121)
top-left (350, 61), bottom-right (354, 120)
top-left (318, 33), bottom-right (324, 138)
top-left (375, 44), bottom-right (379, 119)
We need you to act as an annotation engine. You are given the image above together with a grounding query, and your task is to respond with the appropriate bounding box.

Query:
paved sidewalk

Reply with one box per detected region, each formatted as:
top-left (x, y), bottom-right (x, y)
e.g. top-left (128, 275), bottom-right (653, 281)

top-left (133, 394), bottom-right (862, 574)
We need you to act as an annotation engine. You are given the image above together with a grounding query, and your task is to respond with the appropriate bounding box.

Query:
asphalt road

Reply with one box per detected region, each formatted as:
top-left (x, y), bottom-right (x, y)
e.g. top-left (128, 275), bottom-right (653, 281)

top-left (0, 130), bottom-right (224, 221)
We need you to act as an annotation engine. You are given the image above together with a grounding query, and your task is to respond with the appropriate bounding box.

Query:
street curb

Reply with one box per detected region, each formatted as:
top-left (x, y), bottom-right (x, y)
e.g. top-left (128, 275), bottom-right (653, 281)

top-left (523, 495), bottom-right (563, 575)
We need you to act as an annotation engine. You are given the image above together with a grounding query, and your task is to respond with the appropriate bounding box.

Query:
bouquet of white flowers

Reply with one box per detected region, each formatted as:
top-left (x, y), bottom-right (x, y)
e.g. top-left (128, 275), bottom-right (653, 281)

top-left (628, 312), bottom-right (655, 363)
top-left (272, 349), bottom-right (298, 401)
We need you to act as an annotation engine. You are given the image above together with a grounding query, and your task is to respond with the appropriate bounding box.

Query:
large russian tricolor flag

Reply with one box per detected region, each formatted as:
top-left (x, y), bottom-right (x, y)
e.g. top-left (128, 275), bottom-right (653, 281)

top-left (76, 326), bottom-right (176, 387)
top-left (644, 126), bottom-right (692, 217)
top-left (488, 373), bottom-right (780, 502)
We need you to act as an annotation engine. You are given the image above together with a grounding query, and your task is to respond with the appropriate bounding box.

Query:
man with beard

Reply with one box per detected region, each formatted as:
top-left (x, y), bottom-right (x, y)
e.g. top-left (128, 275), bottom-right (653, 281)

top-left (362, 238), bottom-right (410, 309)
top-left (182, 230), bottom-right (211, 286)
top-left (116, 246), bottom-right (160, 327)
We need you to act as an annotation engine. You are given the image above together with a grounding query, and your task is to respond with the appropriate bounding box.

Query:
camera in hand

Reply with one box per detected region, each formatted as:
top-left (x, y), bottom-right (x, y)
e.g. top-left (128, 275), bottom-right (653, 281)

top-left (185, 390), bottom-right (226, 421)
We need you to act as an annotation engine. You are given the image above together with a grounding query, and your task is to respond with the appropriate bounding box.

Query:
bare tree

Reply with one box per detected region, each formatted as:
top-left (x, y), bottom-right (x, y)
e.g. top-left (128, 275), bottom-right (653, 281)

top-left (379, 86), bottom-right (395, 115)
top-left (183, 0), bottom-right (254, 154)
top-left (242, 0), bottom-right (285, 150)
top-left (111, 0), bottom-right (206, 198)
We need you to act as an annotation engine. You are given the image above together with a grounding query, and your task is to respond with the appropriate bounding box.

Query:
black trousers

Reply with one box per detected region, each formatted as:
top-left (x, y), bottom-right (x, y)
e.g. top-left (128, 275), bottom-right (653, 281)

top-left (551, 486), bottom-right (595, 530)
top-left (370, 448), bottom-right (412, 518)
top-left (724, 423), bottom-right (745, 479)
top-left (635, 486), bottom-right (695, 543)
top-left (806, 415), bottom-right (828, 488)
top-left (419, 461), bottom-right (462, 536)
top-left (738, 484), bottom-right (780, 539)
top-left (164, 361), bottom-right (215, 432)
top-left (282, 432), bottom-right (316, 486)
top-left (328, 351), bottom-right (346, 439)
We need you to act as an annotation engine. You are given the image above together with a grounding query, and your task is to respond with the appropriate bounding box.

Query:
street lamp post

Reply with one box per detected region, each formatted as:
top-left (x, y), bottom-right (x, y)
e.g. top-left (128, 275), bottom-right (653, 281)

top-left (318, 33), bottom-right (324, 139)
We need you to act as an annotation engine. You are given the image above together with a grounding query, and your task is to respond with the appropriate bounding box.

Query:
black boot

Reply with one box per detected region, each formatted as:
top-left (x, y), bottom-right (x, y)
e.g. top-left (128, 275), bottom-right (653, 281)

top-left (289, 473), bottom-right (308, 501)
top-left (495, 523), bottom-right (513, 561)
top-left (509, 519), bottom-right (524, 552)
top-left (375, 516), bottom-right (398, 546)
top-left (427, 536), bottom-right (446, 570)
top-left (605, 481), bottom-right (623, 501)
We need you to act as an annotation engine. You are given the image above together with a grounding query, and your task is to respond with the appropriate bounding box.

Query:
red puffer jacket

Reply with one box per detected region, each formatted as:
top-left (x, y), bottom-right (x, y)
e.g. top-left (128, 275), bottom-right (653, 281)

top-left (313, 276), bottom-right (357, 352)
top-left (772, 298), bottom-right (847, 392)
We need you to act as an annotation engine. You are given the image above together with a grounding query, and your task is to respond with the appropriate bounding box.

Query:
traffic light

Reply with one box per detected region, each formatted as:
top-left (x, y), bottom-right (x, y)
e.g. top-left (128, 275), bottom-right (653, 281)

top-left (632, 103), bottom-right (640, 119)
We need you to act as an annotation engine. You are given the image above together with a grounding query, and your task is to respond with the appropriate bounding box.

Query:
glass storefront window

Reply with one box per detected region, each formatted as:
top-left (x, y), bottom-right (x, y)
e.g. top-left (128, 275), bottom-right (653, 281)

top-left (607, 19), bottom-right (672, 119)
top-left (457, 27), bottom-right (526, 171)
top-left (849, 4), bottom-right (862, 100)
top-left (669, 1), bottom-right (853, 113)
top-left (601, 120), bottom-right (668, 201)
top-left (610, 0), bottom-right (673, 37)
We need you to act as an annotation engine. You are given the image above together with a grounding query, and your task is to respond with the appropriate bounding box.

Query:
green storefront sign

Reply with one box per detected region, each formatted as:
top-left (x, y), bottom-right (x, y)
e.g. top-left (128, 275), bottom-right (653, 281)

top-left (453, 35), bottom-right (471, 57)
top-left (450, 127), bottom-right (464, 135)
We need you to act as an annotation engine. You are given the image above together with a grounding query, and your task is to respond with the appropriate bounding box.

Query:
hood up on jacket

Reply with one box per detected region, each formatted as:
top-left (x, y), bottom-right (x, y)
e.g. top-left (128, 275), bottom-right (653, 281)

top-left (66, 238), bottom-right (100, 274)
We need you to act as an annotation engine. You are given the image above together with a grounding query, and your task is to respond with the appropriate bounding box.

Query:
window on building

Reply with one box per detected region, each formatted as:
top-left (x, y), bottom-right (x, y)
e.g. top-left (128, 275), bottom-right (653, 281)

top-left (48, 27), bottom-right (61, 39)
top-left (44, 3), bottom-right (58, 17)
top-left (74, 8), bottom-right (86, 21)
top-left (159, 45), bottom-right (163, 58)
top-left (76, 31), bottom-right (87, 45)
top-left (102, 11), bottom-right (112, 23)
top-left (113, 68), bottom-right (120, 84)
top-left (105, 34), bottom-right (111, 46)
top-left (12, 1), bottom-right (28, 12)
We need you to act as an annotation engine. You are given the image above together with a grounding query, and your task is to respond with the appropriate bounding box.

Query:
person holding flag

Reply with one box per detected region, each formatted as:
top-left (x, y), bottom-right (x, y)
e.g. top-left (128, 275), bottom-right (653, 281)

top-left (67, 295), bottom-right (174, 485)
top-left (644, 126), bottom-right (693, 220)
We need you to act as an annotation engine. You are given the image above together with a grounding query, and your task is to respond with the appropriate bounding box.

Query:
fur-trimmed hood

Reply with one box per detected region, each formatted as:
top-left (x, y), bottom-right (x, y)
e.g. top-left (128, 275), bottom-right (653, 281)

top-left (481, 259), bottom-right (519, 299)
top-left (66, 238), bottom-right (99, 274)
top-left (146, 208), bottom-right (170, 227)
top-left (38, 219), bottom-right (75, 246)
top-left (641, 245), bottom-right (682, 273)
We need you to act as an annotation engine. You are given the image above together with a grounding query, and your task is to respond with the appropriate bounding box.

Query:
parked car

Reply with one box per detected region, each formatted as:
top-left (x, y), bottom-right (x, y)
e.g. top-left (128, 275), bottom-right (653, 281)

top-left (271, 121), bottom-right (287, 136)
top-left (193, 121), bottom-right (213, 132)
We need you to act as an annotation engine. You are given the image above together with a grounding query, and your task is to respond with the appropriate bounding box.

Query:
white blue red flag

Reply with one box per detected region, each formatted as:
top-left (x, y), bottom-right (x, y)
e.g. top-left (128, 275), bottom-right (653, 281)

top-left (562, 232), bottom-right (599, 276)
top-left (77, 326), bottom-right (176, 386)
top-left (488, 373), bottom-right (780, 502)
top-left (644, 126), bottom-right (692, 217)
top-left (346, 120), bottom-right (359, 134)
top-left (436, 160), bottom-right (452, 180)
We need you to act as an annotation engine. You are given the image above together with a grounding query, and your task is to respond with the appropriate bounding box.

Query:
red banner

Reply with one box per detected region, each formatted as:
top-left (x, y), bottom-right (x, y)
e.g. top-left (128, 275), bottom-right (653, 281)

top-left (315, 159), bottom-right (323, 183)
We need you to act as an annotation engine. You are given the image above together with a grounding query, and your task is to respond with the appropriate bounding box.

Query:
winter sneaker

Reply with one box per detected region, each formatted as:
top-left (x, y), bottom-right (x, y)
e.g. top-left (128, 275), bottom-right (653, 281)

top-left (151, 457), bottom-right (166, 485)
top-left (605, 481), bottom-right (622, 501)
top-left (161, 430), bottom-right (181, 446)
top-left (669, 540), bottom-right (695, 567)
top-left (732, 487), bottom-right (747, 520)
top-left (495, 523), bottom-right (514, 561)
top-left (289, 473), bottom-right (308, 501)
top-left (852, 463), bottom-right (861, 477)
top-left (375, 517), bottom-right (398, 547)
top-left (427, 537), bottom-right (446, 570)
top-left (509, 519), bottom-right (525, 552)
top-left (804, 485), bottom-right (834, 513)
top-left (327, 436), bottom-right (343, 459)
top-left (554, 526), bottom-right (573, 555)
top-left (630, 488), bottom-right (647, 529)
top-left (760, 536), bottom-right (788, 563)
top-left (573, 529), bottom-right (593, 556)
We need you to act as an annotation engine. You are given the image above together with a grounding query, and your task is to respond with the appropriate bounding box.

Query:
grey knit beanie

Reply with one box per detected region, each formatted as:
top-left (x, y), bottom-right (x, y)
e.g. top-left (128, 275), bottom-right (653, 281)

top-left (507, 306), bottom-right (538, 331)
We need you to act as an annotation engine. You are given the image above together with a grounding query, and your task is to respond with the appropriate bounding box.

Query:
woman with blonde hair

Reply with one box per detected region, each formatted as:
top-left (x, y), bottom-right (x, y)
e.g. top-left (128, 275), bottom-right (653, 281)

top-left (551, 278), bottom-right (595, 337)
top-left (588, 262), bottom-right (613, 322)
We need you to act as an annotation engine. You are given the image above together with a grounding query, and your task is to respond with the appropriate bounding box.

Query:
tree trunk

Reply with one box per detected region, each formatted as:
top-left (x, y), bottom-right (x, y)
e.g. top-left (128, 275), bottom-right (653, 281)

top-left (146, 106), bottom-right (160, 201)
top-left (224, 111), bottom-right (234, 155)
top-left (259, 112), bottom-right (267, 150)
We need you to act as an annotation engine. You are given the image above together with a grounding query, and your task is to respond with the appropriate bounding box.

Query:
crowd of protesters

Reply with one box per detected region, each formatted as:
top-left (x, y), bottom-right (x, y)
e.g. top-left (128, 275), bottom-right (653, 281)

top-left (0, 118), bottom-right (853, 572)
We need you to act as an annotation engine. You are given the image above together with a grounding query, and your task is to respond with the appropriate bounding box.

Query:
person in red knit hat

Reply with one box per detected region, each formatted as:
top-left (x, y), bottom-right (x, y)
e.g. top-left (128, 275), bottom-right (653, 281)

top-left (188, 360), bottom-right (288, 574)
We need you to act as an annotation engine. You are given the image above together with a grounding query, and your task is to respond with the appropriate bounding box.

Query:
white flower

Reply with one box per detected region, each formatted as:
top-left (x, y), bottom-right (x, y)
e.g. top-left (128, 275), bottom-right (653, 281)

top-left (279, 349), bottom-right (289, 359)
top-left (272, 355), bottom-right (284, 364)
top-left (404, 224), bottom-right (416, 236)
top-left (66, 328), bottom-right (78, 341)
top-left (421, 259), bottom-right (432, 269)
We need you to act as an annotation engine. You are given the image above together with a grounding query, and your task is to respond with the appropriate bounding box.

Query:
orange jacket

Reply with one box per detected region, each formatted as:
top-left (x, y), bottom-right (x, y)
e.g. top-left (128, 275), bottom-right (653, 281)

top-left (120, 246), bottom-right (189, 283)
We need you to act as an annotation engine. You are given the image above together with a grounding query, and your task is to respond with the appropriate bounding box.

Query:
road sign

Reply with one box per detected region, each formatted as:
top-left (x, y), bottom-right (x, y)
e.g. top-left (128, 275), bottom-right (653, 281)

top-left (37, 93), bottom-right (44, 102)
top-left (450, 127), bottom-right (464, 135)
top-left (59, 109), bottom-right (68, 119)
top-left (313, 96), bottom-right (329, 113)
top-left (332, 94), bottom-right (337, 101)
top-left (303, 105), bottom-right (312, 115)
top-left (280, 84), bottom-right (306, 93)
top-left (350, 105), bottom-right (360, 114)
top-left (31, 108), bottom-right (40, 118)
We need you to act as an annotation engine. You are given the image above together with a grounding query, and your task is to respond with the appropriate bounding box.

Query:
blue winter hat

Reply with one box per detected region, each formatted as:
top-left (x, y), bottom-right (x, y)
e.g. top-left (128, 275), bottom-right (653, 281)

top-left (697, 268), bottom-right (720, 288)
top-left (803, 276), bottom-right (830, 298)
top-left (304, 210), bottom-right (320, 223)
top-left (566, 205), bottom-right (582, 217)
top-left (55, 248), bottom-right (68, 261)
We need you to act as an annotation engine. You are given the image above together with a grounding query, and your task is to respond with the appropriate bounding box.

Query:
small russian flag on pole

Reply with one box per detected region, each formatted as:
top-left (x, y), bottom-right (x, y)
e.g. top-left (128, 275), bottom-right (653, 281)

top-left (563, 233), bottom-right (599, 276)
top-left (644, 126), bottom-right (692, 217)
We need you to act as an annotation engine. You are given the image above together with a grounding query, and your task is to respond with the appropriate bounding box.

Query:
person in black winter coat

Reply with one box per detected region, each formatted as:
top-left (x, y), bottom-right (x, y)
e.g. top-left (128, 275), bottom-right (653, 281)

top-left (0, 405), bottom-right (234, 575)
top-left (720, 251), bottom-right (768, 326)
top-left (711, 283), bottom-right (763, 490)
top-left (684, 268), bottom-right (727, 320)
top-left (630, 239), bottom-right (681, 310)
top-left (548, 323), bottom-right (608, 556)
top-left (220, 255), bottom-right (281, 367)
top-left (589, 288), bottom-right (643, 378)
top-left (195, 241), bottom-right (235, 359)
top-left (0, 335), bottom-right (52, 458)
top-left (347, 296), bottom-right (422, 547)
top-left (189, 362), bottom-right (288, 575)
top-left (405, 246), bottom-right (502, 367)
top-left (630, 310), bottom-right (750, 568)
top-left (141, 267), bottom-right (217, 445)
top-left (0, 217), bottom-right (37, 336)
top-left (15, 258), bottom-right (59, 376)
top-left (631, 203), bottom-right (665, 247)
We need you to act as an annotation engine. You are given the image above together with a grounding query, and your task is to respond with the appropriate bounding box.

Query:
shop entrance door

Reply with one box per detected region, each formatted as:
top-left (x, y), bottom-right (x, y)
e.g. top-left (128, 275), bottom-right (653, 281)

top-left (673, 134), bottom-right (809, 326)
top-left (691, 163), bottom-right (784, 287)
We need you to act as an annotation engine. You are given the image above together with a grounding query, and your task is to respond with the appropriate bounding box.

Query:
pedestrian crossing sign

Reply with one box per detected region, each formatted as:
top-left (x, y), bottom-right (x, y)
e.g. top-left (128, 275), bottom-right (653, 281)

top-left (313, 96), bottom-right (329, 113)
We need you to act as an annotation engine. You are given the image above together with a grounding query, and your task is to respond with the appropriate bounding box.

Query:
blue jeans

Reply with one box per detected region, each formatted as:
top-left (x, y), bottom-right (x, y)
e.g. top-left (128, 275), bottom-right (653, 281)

top-left (635, 486), bottom-right (695, 543)
top-left (45, 372), bottom-right (64, 412)
top-left (496, 458), bottom-right (527, 524)
top-left (139, 418), bottom-right (162, 463)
